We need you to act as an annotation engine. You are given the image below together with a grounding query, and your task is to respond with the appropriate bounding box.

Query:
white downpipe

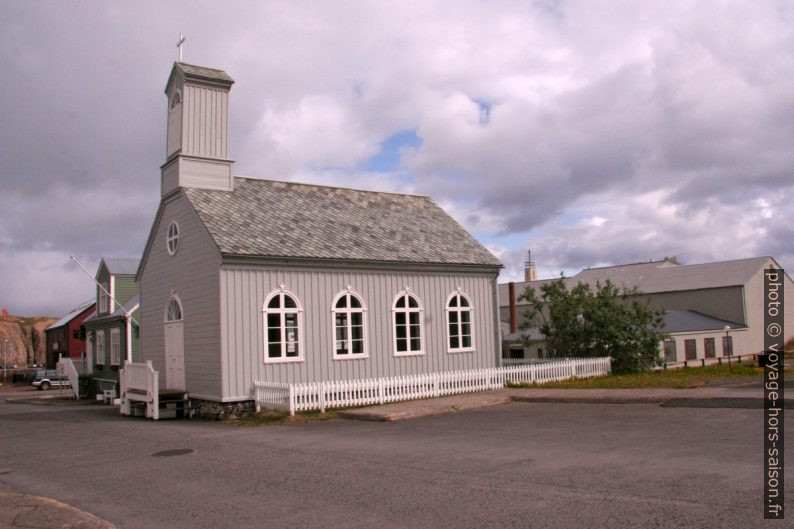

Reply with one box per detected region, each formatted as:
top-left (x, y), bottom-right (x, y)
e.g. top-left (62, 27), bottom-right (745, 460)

top-left (125, 315), bottom-right (132, 363)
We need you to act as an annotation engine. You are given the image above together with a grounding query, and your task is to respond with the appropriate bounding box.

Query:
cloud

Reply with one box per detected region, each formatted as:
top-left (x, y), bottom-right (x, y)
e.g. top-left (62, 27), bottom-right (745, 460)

top-left (1, 0), bottom-right (793, 315)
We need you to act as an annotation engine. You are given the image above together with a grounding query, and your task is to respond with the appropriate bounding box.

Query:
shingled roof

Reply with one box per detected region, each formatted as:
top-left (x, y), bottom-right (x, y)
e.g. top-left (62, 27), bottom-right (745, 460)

top-left (172, 62), bottom-right (234, 83)
top-left (183, 177), bottom-right (501, 267)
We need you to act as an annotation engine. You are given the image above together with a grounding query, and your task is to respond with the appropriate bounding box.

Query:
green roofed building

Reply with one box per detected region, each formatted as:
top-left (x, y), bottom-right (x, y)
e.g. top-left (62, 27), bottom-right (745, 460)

top-left (83, 257), bottom-right (140, 394)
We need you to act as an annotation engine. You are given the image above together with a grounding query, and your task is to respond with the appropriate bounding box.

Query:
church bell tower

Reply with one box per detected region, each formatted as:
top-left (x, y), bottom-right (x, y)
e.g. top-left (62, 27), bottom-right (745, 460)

top-left (161, 62), bottom-right (235, 196)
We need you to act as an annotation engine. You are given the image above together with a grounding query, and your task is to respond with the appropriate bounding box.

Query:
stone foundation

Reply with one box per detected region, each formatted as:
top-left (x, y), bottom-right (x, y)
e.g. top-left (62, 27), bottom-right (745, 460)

top-left (190, 398), bottom-right (256, 420)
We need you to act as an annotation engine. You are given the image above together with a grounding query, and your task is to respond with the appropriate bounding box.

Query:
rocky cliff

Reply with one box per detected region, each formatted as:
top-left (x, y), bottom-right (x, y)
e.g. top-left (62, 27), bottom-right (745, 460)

top-left (0, 315), bottom-right (56, 366)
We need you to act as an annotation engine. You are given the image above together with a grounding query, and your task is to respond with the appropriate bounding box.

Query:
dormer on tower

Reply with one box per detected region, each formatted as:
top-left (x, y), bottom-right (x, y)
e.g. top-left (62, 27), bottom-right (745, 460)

top-left (161, 62), bottom-right (235, 196)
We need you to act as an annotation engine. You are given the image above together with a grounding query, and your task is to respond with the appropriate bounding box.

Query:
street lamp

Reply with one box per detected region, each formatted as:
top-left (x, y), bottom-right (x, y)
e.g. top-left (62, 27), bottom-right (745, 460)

top-left (723, 325), bottom-right (732, 369)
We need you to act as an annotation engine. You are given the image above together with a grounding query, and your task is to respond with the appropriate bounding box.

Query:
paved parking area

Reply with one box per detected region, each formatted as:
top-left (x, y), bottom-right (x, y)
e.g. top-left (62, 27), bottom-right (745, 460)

top-left (0, 396), bottom-right (790, 528)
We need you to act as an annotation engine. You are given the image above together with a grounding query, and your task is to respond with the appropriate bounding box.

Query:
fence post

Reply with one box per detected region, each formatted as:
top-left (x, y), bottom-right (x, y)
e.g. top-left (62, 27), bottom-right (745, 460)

top-left (288, 385), bottom-right (295, 417)
top-left (319, 382), bottom-right (326, 414)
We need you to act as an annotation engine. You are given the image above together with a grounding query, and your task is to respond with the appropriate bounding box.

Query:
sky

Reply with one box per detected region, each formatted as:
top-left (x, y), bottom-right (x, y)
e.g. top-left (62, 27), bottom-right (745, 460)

top-left (1, 0), bottom-right (793, 317)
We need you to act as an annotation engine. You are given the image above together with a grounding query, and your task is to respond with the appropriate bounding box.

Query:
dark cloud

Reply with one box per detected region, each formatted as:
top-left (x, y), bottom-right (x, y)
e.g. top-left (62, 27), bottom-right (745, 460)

top-left (1, 1), bottom-right (792, 315)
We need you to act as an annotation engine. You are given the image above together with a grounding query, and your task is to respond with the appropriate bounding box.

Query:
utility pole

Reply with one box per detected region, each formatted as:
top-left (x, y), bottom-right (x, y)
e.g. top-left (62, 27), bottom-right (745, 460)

top-left (2, 339), bottom-right (7, 384)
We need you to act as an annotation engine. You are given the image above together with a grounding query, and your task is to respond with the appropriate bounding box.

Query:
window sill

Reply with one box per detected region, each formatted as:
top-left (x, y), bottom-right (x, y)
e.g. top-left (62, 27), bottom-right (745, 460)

top-left (447, 348), bottom-right (475, 354)
top-left (333, 354), bottom-right (369, 361)
top-left (394, 351), bottom-right (425, 357)
top-left (264, 357), bottom-right (304, 364)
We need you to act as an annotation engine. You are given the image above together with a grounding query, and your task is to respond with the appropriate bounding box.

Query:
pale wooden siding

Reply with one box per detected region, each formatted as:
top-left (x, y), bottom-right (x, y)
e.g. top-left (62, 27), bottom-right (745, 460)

top-left (166, 100), bottom-right (182, 157)
top-left (219, 266), bottom-right (499, 400)
top-left (180, 158), bottom-right (232, 190)
top-left (182, 85), bottom-right (228, 160)
top-left (161, 160), bottom-right (179, 196)
top-left (140, 192), bottom-right (222, 397)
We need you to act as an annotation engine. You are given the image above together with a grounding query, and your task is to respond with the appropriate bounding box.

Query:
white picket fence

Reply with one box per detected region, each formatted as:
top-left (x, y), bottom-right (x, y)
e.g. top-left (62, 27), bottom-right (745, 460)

top-left (254, 357), bottom-right (611, 416)
top-left (55, 355), bottom-right (80, 399)
top-left (120, 361), bottom-right (160, 420)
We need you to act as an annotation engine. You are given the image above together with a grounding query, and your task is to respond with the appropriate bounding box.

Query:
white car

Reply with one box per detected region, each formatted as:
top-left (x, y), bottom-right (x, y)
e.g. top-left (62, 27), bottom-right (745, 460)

top-left (31, 369), bottom-right (71, 391)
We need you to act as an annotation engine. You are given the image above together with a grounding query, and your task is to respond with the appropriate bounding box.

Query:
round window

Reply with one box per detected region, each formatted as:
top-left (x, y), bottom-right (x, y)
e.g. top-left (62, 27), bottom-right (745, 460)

top-left (167, 221), bottom-right (179, 255)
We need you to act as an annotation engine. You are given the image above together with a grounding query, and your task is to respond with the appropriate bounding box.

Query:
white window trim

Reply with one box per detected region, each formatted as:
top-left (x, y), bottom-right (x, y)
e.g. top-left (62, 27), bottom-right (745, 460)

top-left (391, 288), bottom-right (425, 357)
top-left (167, 221), bottom-right (180, 256)
top-left (331, 288), bottom-right (369, 361)
top-left (95, 331), bottom-right (105, 366)
top-left (445, 289), bottom-right (475, 354)
top-left (262, 287), bottom-right (304, 364)
top-left (109, 275), bottom-right (115, 313)
top-left (110, 328), bottom-right (121, 366)
top-left (164, 294), bottom-right (184, 322)
top-left (98, 282), bottom-right (109, 314)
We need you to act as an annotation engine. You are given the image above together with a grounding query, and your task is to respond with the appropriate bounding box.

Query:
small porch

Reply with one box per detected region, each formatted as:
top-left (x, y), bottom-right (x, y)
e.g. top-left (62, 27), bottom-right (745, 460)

top-left (119, 361), bottom-right (190, 419)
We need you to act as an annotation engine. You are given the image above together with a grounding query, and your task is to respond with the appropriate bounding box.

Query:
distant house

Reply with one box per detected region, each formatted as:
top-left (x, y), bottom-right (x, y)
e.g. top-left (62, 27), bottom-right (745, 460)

top-left (83, 257), bottom-right (140, 393)
top-left (135, 62), bottom-right (502, 415)
top-left (500, 256), bottom-right (794, 363)
top-left (44, 300), bottom-right (95, 368)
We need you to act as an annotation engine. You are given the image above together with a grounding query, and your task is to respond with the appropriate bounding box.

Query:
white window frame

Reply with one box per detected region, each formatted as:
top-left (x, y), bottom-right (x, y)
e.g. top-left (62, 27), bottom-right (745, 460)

top-left (110, 328), bottom-right (121, 366)
top-left (98, 282), bottom-right (110, 314)
top-left (331, 288), bottom-right (368, 360)
top-left (165, 295), bottom-right (183, 322)
top-left (391, 288), bottom-right (424, 357)
top-left (262, 287), bottom-right (304, 364)
top-left (446, 289), bottom-right (475, 353)
top-left (96, 331), bottom-right (106, 366)
top-left (167, 221), bottom-right (180, 256)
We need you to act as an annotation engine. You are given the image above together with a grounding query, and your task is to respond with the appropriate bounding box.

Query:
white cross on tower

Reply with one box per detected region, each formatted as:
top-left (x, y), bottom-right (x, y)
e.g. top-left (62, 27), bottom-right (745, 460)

top-left (176, 33), bottom-right (186, 62)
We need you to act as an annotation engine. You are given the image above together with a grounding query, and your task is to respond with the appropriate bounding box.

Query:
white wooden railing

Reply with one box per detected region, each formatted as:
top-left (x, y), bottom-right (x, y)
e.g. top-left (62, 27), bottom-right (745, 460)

top-left (56, 355), bottom-right (80, 399)
top-left (70, 358), bottom-right (90, 375)
top-left (255, 357), bottom-right (612, 416)
top-left (120, 361), bottom-right (159, 420)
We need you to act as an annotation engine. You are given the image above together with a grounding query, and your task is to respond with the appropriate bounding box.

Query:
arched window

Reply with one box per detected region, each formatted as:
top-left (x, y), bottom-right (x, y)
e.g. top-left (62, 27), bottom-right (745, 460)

top-left (263, 289), bottom-right (303, 363)
top-left (392, 289), bottom-right (424, 356)
top-left (332, 290), bottom-right (367, 359)
top-left (166, 296), bottom-right (183, 321)
top-left (446, 290), bottom-right (473, 352)
top-left (167, 221), bottom-right (179, 256)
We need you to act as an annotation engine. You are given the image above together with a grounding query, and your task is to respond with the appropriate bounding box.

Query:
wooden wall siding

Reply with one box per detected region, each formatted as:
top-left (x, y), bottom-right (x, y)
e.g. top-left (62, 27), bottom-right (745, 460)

top-left (182, 85), bottom-right (228, 160)
top-left (140, 193), bottom-right (222, 397)
top-left (161, 160), bottom-right (179, 196)
top-left (180, 158), bottom-right (232, 190)
top-left (220, 267), bottom-right (498, 400)
top-left (167, 98), bottom-right (182, 157)
top-left (114, 276), bottom-right (138, 308)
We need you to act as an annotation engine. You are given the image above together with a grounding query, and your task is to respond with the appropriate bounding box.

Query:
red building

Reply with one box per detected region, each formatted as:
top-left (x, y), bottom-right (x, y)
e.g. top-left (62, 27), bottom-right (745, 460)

top-left (44, 300), bottom-right (95, 368)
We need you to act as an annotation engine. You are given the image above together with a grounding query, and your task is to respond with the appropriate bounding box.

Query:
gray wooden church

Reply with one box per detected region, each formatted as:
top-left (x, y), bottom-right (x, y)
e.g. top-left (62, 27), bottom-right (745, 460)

top-left (137, 62), bottom-right (502, 410)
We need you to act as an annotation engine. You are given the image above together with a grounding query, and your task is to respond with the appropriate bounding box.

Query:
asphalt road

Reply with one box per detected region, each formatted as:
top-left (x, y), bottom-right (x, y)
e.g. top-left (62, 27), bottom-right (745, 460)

top-left (0, 396), bottom-right (790, 528)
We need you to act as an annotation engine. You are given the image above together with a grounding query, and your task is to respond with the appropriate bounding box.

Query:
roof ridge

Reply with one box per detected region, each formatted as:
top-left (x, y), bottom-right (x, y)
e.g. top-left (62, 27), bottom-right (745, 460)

top-left (580, 260), bottom-right (669, 272)
top-left (658, 256), bottom-right (770, 270)
top-left (231, 175), bottom-right (430, 199)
